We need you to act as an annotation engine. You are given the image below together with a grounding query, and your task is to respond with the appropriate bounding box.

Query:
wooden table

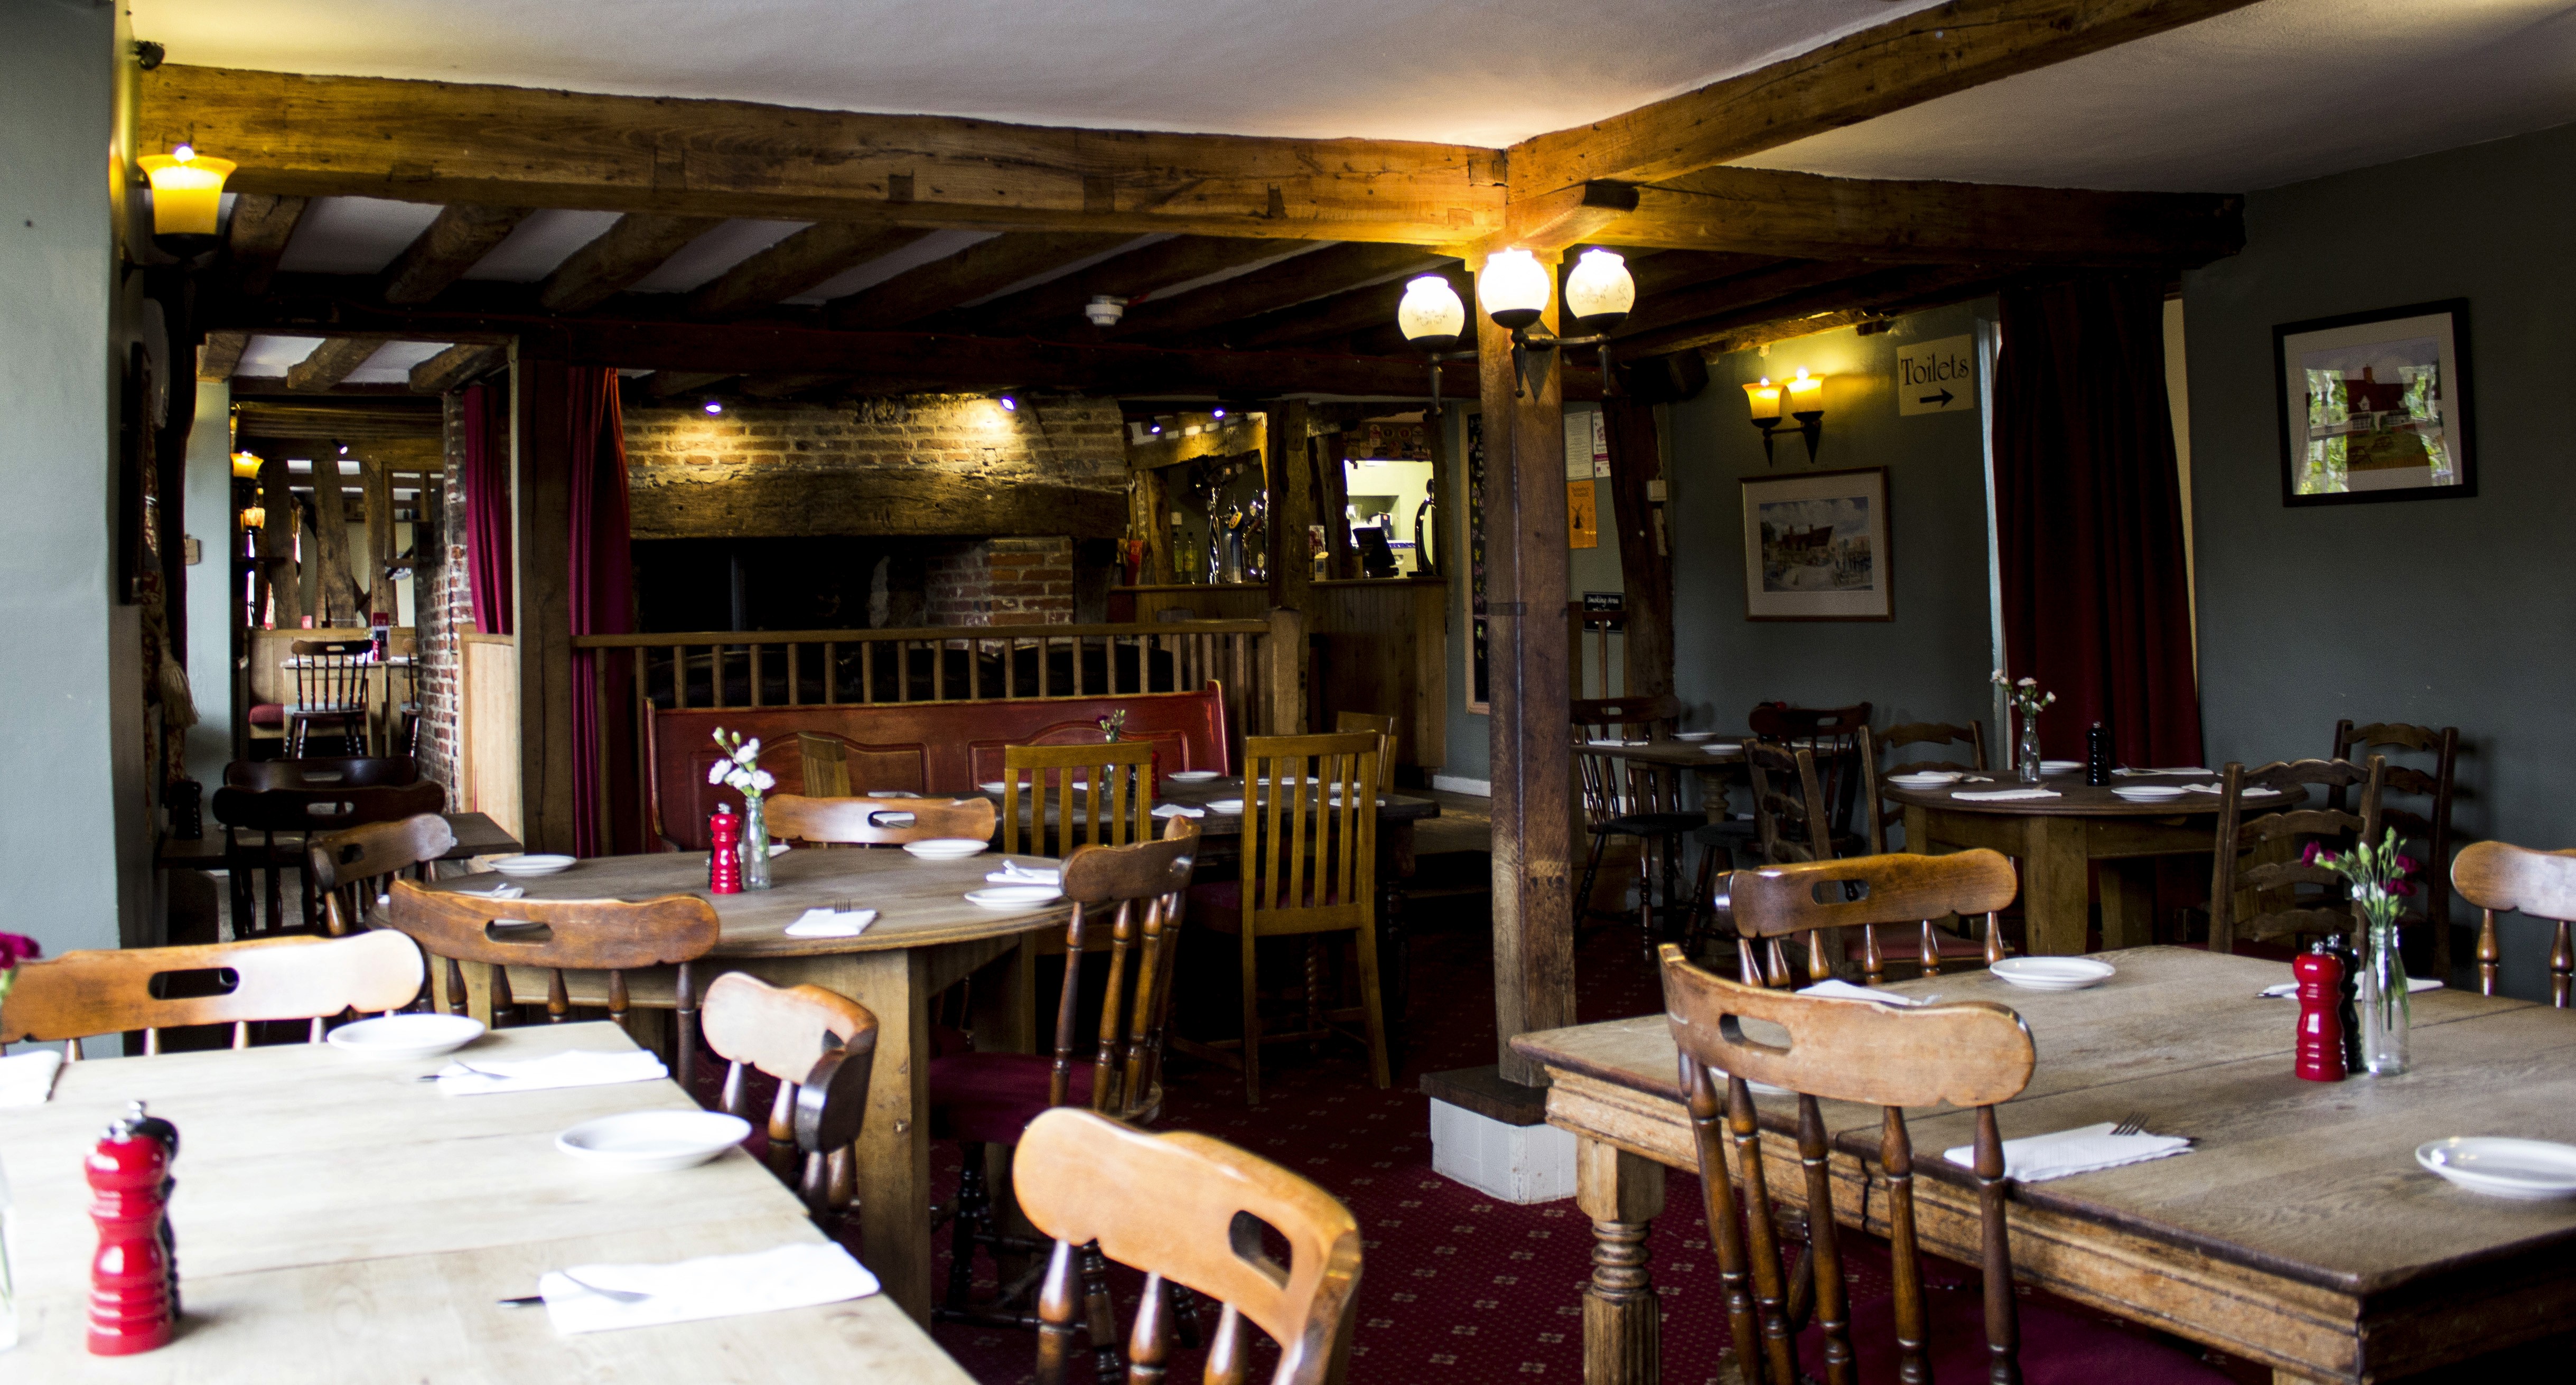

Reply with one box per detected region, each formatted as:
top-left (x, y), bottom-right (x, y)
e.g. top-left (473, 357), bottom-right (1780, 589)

top-left (157, 810), bottom-right (523, 869)
top-left (1884, 771), bottom-right (2304, 955)
top-left (1510, 947), bottom-right (2576, 1384)
top-left (0, 1021), bottom-right (971, 1382)
top-left (418, 843), bottom-right (1074, 1326)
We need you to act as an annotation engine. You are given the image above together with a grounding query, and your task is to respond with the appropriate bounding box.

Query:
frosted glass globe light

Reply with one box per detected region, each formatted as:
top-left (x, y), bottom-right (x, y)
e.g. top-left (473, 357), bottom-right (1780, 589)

top-left (1397, 275), bottom-right (1466, 348)
top-left (1563, 249), bottom-right (1635, 332)
top-left (1477, 249), bottom-right (1552, 332)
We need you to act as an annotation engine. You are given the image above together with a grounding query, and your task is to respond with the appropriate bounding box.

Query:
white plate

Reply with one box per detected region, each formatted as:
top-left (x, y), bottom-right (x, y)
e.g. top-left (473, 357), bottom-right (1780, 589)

top-left (1166, 770), bottom-right (1221, 783)
top-left (2039, 760), bottom-right (2083, 774)
top-left (1702, 744), bottom-right (1743, 756)
top-left (2112, 785), bottom-right (2186, 801)
top-left (977, 781), bottom-right (1007, 794)
top-left (966, 884), bottom-right (1065, 908)
top-left (325, 1013), bottom-right (486, 1061)
top-left (490, 854), bottom-right (576, 877)
top-left (1991, 957), bottom-right (2116, 991)
top-left (556, 1111), bottom-right (751, 1173)
top-left (1673, 732), bottom-right (1716, 742)
top-left (1206, 799), bottom-right (1246, 813)
top-left (1888, 771), bottom-right (1965, 787)
top-left (2416, 1137), bottom-right (2576, 1200)
top-left (865, 790), bottom-right (911, 799)
top-left (902, 838), bottom-right (990, 860)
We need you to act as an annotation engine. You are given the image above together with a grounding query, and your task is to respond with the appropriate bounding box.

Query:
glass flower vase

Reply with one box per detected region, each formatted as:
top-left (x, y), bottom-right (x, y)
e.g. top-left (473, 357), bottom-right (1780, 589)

top-left (2357, 918), bottom-right (2411, 1076)
top-left (2017, 714), bottom-right (2043, 783)
top-left (740, 795), bottom-right (773, 892)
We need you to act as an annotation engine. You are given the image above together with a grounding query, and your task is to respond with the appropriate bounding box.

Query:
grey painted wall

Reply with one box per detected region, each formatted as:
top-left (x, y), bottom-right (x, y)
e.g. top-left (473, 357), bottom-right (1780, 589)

top-left (2185, 120), bottom-right (2576, 998)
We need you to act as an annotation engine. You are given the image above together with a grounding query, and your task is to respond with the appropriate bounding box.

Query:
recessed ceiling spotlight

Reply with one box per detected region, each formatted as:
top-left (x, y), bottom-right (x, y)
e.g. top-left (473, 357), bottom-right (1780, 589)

top-left (1085, 295), bottom-right (1127, 327)
top-left (998, 394), bottom-right (1018, 411)
top-left (703, 398), bottom-right (724, 415)
top-left (1211, 407), bottom-right (1226, 419)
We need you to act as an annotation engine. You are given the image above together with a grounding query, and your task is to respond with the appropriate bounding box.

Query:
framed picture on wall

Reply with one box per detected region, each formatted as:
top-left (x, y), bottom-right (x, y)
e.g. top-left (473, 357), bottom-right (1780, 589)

top-left (1740, 466), bottom-right (1891, 621)
top-left (2274, 298), bottom-right (2476, 506)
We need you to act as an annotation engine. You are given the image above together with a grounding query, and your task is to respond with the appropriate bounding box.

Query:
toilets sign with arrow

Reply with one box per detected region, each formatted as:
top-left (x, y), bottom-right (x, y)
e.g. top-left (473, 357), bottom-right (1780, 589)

top-left (1897, 334), bottom-right (1977, 416)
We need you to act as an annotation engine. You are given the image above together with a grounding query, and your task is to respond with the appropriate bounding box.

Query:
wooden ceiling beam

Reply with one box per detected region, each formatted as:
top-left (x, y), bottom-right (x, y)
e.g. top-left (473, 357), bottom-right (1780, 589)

top-left (738, 374), bottom-right (856, 399)
top-left (823, 232), bottom-right (1133, 330)
top-left (1201, 265), bottom-right (1474, 351)
top-left (408, 342), bottom-right (505, 394)
top-left (141, 64), bottom-right (1502, 245)
top-left (1109, 242), bottom-right (1445, 341)
top-left (954, 236), bottom-right (1299, 336)
top-left (381, 204), bottom-right (531, 304)
top-left (1608, 259), bottom-right (1888, 342)
top-left (1508, 0), bottom-right (2269, 194)
top-left (225, 193), bottom-right (307, 295)
top-left (1616, 262), bottom-right (2006, 358)
top-left (285, 335), bottom-right (393, 392)
top-left (685, 223), bottom-right (933, 320)
top-left (1455, 181), bottom-right (1639, 260)
top-left (539, 213), bottom-right (723, 312)
top-left (234, 398), bottom-right (443, 440)
top-left (198, 330), bottom-right (249, 382)
top-left (648, 371), bottom-right (734, 399)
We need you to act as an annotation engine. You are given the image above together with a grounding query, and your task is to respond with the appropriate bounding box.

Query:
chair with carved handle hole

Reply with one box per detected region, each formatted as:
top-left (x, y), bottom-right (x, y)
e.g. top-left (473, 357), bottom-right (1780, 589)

top-left (2207, 757), bottom-right (2385, 956)
top-left (1685, 738), bottom-right (1833, 970)
top-left (932, 820), bottom-right (1204, 1371)
top-left (284, 638), bottom-right (376, 757)
top-left (2330, 720), bottom-right (2460, 976)
top-left (2451, 840), bottom-right (2576, 1008)
top-left (699, 971), bottom-right (879, 1224)
top-left (213, 779), bottom-right (447, 938)
top-left (1658, 945), bottom-right (2229, 1385)
top-left (766, 793), bottom-right (997, 847)
top-left (0, 929), bottom-right (425, 1059)
top-left (311, 812), bottom-right (456, 939)
top-left (1001, 741), bottom-right (1158, 862)
top-left (1571, 695), bottom-right (1705, 953)
top-left (1718, 849), bottom-right (2014, 994)
top-left (1858, 722), bottom-right (1988, 856)
top-left (382, 879), bottom-right (722, 1092)
top-left (1013, 1107), bottom-right (1362, 1385)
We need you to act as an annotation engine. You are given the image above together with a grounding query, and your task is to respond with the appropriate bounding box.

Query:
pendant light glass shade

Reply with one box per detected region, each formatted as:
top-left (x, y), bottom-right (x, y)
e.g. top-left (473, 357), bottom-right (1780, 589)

top-left (1563, 248), bottom-right (1635, 332)
top-left (1477, 249), bottom-right (1552, 332)
top-left (230, 451), bottom-right (262, 479)
top-left (137, 145), bottom-right (234, 240)
top-left (1785, 367), bottom-right (1823, 413)
top-left (1397, 275), bottom-right (1467, 348)
top-left (1743, 377), bottom-right (1784, 423)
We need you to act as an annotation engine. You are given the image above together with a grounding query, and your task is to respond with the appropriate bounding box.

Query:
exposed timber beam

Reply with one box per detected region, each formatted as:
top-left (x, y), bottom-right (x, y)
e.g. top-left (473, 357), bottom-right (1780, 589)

top-left (285, 335), bottom-right (392, 392)
top-left (823, 232), bottom-right (1133, 329)
top-left (1509, 0), bottom-right (2268, 194)
top-left (648, 371), bottom-right (734, 399)
top-left (1206, 265), bottom-right (1472, 351)
top-left (954, 236), bottom-right (1299, 336)
top-left (1110, 242), bottom-right (1442, 340)
top-left (1608, 259), bottom-right (1885, 343)
top-left (1457, 181), bottom-right (1639, 259)
top-left (1615, 167), bottom-right (2241, 265)
top-left (686, 223), bottom-right (932, 319)
top-left (738, 374), bottom-right (855, 399)
top-left (630, 467), bottom-right (1130, 541)
top-left (232, 398), bottom-right (442, 441)
top-left (198, 330), bottom-right (249, 382)
top-left (1619, 262), bottom-right (2008, 358)
top-left (380, 203), bottom-right (531, 304)
top-left (141, 64), bottom-right (1504, 245)
top-left (225, 193), bottom-right (307, 295)
top-left (408, 342), bottom-right (505, 394)
top-left (539, 213), bottom-right (722, 312)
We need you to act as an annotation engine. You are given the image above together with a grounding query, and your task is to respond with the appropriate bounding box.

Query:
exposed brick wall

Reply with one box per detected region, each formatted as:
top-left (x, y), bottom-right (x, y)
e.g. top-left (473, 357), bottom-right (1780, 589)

top-left (414, 396), bottom-right (472, 796)
top-left (986, 536), bottom-right (1074, 624)
top-left (922, 540), bottom-right (990, 626)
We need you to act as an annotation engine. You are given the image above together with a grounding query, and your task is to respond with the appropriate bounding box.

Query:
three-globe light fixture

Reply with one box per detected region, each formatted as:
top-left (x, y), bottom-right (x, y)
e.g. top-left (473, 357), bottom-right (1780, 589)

top-left (1395, 247), bottom-right (1637, 411)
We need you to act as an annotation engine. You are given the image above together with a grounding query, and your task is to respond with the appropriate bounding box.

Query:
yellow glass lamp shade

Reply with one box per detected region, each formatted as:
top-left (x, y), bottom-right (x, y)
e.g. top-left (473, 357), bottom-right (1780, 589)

top-left (1743, 377), bottom-right (1784, 423)
top-left (1785, 367), bottom-right (1824, 417)
top-left (1397, 275), bottom-right (1467, 349)
top-left (239, 505), bottom-right (267, 530)
top-left (230, 451), bottom-right (262, 479)
top-left (1563, 249), bottom-right (1635, 333)
top-left (137, 145), bottom-right (235, 244)
top-left (1477, 249), bottom-right (1552, 332)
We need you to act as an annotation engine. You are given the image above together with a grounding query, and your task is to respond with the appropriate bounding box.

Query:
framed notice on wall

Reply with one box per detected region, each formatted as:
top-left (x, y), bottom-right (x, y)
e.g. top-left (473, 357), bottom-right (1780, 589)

top-left (2274, 298), bottom-right (2475, 506)
top-left (1740, 467), bottom-right (1891, 621)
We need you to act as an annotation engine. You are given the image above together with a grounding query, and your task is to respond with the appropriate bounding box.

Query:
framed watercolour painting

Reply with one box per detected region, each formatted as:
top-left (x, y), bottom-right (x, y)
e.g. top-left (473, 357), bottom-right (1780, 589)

top-left (1741, 466), bottom-right (1891, 621)
top-left (2274, 299), bottom-right (2475, 506)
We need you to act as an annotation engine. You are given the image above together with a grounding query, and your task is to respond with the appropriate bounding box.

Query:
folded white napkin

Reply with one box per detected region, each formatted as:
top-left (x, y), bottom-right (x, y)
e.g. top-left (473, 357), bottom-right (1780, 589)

top-left (1953, 788), bottom-right (2060, 801)
top-left (2181, 784), bottom-right (2281, 798)
top-left (785, 909), bottom-right (877, 938)
top-left (767, 843), bottom-right (791, 857)
top-left (0, 1049), bottom-right (64, 1108)
top-left (434, 1049), bottom-right (667, 1097)
top-left (464, 881), bottom-right (527, 900)
top-left (1796, 979), bottom-right (1922, 1007)
top-left (1945, 1122), bottom-right (2191, 1183)
top-left (2116, 766), bottom-right (2211, 776)
top-left (1585, 737), bottom-right (1650, 747)
top-left (988, 860), bottom-right (1061, 885)
top-left (2257, 976), bottom-right (2443, 998)
top-left (541, 1241), bottom-right (880, 1335)
top-left (1152, 803), bottom-right (1206, 818)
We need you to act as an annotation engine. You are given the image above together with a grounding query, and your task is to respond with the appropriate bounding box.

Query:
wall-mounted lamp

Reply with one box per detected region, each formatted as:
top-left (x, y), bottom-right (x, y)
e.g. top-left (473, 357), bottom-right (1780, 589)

top-left (1744, 367), bottom-right (1826, 463)
top-left (230, 451), bottom-right (263, 480)
top-left (239, 504), bottom-right (267, 530)
top-left (1396, 248), bottom-right (1638, 410)
top-left (136, 144), bottom-right (235, 257)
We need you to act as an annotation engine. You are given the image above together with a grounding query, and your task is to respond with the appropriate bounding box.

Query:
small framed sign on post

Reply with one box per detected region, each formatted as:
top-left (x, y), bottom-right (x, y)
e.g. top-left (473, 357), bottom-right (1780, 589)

top-left (1740, 466), bottom-right (1891, 621)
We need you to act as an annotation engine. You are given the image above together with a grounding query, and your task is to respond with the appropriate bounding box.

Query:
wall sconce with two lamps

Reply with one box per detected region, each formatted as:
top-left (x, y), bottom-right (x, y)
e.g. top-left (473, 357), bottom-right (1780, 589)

top-left (1744, 367), bottom-right (1827, 464)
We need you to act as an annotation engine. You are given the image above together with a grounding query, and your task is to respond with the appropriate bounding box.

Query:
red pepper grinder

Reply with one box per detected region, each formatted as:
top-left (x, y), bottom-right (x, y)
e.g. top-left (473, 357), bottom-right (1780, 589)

top-left (708, 804), bottom-right (743, 895)
top-left (2294, 941), bottom-right (2347, 1083)
top-left (86, 1111), bottom-right (174, 1356)
top-left (124, 1102), bottom-right (181, 1317)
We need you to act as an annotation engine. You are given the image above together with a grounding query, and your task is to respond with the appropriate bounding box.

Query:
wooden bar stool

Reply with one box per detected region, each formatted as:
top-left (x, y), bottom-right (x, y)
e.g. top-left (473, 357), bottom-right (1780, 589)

top-left (700, 971), bottom-right (879, 1221)
top-left (1, 930), bottom-right (425, 1057)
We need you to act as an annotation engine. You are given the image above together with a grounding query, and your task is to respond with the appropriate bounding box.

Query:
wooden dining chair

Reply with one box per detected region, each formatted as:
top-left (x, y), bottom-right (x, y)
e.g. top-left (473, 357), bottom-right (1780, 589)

top-left (285, 638), bottom-right (374, 757)
top-left (933, 821), bottom-right (1202, 1356)
top-left (1718, 849), bottom-right (2013, 989)
top-left (700, 971), bottom-right (879, 1220)
top-left (1571, 695), bottom-right (1704, 949)
top-left (382, 879), bottom-right (723, 1089)
top-left (1001, 741), bottom-right (1157, 860)
top-left (225, 755), bottom-right (421, 790)
top-left (1682, 739), bottom-right (1834, 967)
top-left (1012, 1107), bottom-right (1362, 1385)
top-left (1183, 732), bottom-right (1387, 1106)
top-left (310, 812), bottom-right (455, 937)
top-left (766, 793), bottom-right (996, 846)
top-left (1331, 710), bottom-right (1399, 793)
top-left (2207, 757), bottom-right (2385, 954)
top-left (2450, 840), bottom-right (2576, 1007)
top-left (1858, 720), bottom-right (1987, 856)
top-left (795, 731), bottom-right (853, 798)
top-left (212, 780), bottom-right (447, 935)
top-left (2331, 719), bottom-right (2460, 974)
top-left (0, 929), bottom-right (425, 1057)
top-left (1749, 700), bottom-right (1873, 849)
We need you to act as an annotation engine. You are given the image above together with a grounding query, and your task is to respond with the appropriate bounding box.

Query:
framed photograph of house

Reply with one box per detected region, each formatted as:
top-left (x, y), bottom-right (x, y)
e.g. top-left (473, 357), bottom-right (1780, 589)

top-left (2274, 299), bottom-right (2475, 506)
top-left (1740, 467), bottom-right (1891, 621)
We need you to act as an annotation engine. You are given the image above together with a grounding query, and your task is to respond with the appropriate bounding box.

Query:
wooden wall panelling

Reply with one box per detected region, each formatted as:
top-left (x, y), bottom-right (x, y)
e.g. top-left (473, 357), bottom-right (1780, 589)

top-left (462, 633), bottom-right (523, 845)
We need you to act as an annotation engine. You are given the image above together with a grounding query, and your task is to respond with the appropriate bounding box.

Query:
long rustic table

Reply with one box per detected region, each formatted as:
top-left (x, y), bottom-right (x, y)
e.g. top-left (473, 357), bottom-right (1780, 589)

top-left (0, 1021), bottom-right (972, 1382)
top-left (416, 841), bottom-right (1074, 1326)
top-left (1510, 947), bottom-right (2576, 1384)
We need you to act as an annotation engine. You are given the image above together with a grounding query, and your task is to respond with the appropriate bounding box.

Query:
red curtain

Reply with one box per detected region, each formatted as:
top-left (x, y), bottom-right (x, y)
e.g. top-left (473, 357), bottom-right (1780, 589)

top-left (567, 369), bottom-right (637, 856)
top-left (1992, 274), bottom-right (2204, 768)
top-left (461, 382), bottom-right (513, 636)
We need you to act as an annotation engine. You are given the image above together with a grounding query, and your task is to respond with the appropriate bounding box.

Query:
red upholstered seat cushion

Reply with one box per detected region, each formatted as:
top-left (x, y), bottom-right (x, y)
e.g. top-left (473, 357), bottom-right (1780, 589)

top-left (927, 1052), bottom-right (1094, 1147)
top-left (1796, 1283), bottom-right (2230, 1384)
top-left (248, 703), bottom-right (286, 728)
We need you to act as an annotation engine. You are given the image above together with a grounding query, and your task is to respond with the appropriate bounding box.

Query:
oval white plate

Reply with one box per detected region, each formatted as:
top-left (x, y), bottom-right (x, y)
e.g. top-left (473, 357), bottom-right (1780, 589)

top-left (865, 790), bottom-right (911, 799)
top-left (1702, 744), bottom-right (1743, 756)
top-left (556, 1111), bottom-right (751, 1173)
top-left (1888, 771), bottom-right (1965, 787)
top-left (1673, 732), bottom-right (1716, 743)
top-left (2112, 785), bottom-right (2186, 801)
top-left (326, 1013), bottom-right (486, 1061)
top-left (1166, 770), bottom-right (1221, 783)
top-left (2039, 760), bottom-right (2083, 774)
top-left (966, 884), bottom-right (1065, 908)
top-left (977, 781), bottom-right (1008, 794)
top-left (2416, 1137), bottom-right (2576, 1200)
top-left (903, 838), bottom-right (990, 860)
top-left (1206, 799), bottom-right (1246, 814)
top-left (490, 854), bottom-right (576, 877)
top-left (1991, 957), bottom-right (2116, 991)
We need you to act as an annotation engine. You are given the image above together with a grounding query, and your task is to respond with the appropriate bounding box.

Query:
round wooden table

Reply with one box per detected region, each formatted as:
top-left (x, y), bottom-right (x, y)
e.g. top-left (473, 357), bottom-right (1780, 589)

top-left (1879, 771), bottom-right (2306, 956)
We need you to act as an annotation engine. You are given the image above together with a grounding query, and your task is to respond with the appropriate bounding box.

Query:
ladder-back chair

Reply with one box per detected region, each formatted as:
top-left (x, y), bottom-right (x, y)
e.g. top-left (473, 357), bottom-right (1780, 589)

top-left (1, 930), bottom-right (424, 1058)
top-left (1748, 700), bottom-right (1872, 850)
top-left (766, 793), bottom-right (996, 847)
top-left (1858, 721), bottom-right (1987, 856)
top-left (701, 971), bottom-right (879, 1220)
top-left (311, 812), bottom-right (456, 937)
top-left (2331, 720), bottom-right (2460, 974)
top-left (284, 638), bottom-right (374, 757)
top-left (1013, 1107), bottom-right (1362, 1385)
top-left (212, 780), bottom-right (447, 936)
top-left (1331, 710), bottom-right (1399, 793)
top-left (1744, 738), bottom-right (1834, 865)
top-left (1001, 741), bottom-right (1157, 860)
top-left (2451, 840), bottom-right (2576, 1007)
top-left (2208, 757), bottom-right (2385, 954)
top-left (1720, 850), bottom-right (2014, 989)
top-left (1571, 695), bottom-right (1704, 947)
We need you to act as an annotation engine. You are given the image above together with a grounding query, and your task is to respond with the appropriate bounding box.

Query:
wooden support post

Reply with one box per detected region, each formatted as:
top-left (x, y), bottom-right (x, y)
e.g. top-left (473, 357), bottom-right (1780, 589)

top-left (1140, 463), bottom-right (1174, 585)
top-left (1316, 425), bottom-right (1357, 579)
top-left (1264, 399), bottom-right (1312, 614)
top-left (1602, 398), bottom-right (1674, 701)
top-left (512, 354), bottom-right (577, 855)
top-left (307, 450), bottom-right (360, 625)
top-left (1264, 606), bottom-right (1305, 736)
top-left (255, 451), bottom-right (294, 628)
top-left (362, 455), bottom-right (396, 620)
top-left (1480, 264), bottom-right (1578, 1086)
